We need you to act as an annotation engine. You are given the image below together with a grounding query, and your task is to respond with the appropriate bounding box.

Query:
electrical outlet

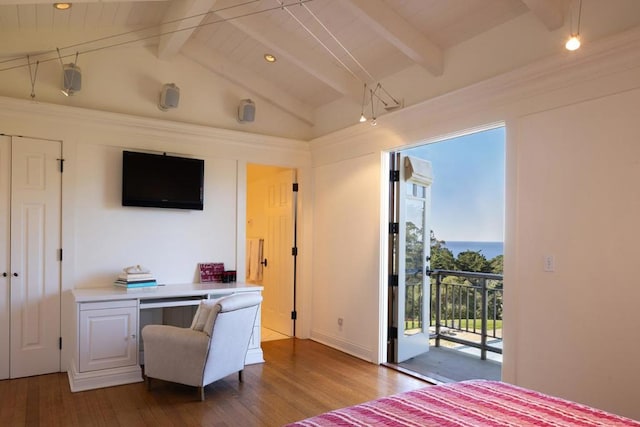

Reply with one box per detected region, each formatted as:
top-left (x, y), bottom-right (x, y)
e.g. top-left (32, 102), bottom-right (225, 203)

top-left (544, 255), bottom-right (555, 272)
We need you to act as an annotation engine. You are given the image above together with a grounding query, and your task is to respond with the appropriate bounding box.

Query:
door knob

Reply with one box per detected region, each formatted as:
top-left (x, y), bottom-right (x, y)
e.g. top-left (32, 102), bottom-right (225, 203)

top-left (12, 272), bottom-right (18, 277)
top-left (260, 259), bottom-right (268, 267)
top-left (1, 272), bottom-right (6, 277)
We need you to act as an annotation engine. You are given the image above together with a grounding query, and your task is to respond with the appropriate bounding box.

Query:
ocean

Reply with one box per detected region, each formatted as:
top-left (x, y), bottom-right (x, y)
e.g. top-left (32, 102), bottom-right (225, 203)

top-left (442, 241), bottom-right (503, 260)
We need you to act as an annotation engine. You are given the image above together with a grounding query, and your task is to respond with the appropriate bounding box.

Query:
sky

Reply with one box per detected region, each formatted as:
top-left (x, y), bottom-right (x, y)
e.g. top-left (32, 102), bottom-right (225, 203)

top-left (405, 126), bottom-right (505, 243)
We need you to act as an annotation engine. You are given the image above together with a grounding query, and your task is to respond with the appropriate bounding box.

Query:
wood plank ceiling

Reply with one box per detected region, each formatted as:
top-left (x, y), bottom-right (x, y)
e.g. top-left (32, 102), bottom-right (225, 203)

top-left (0, 0), bottom-right (620, 127)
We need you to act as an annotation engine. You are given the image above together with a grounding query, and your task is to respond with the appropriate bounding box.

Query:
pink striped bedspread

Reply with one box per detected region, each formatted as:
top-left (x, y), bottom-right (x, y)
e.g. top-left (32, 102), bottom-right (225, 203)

top-left (287, 380), bottom-right (639, 426)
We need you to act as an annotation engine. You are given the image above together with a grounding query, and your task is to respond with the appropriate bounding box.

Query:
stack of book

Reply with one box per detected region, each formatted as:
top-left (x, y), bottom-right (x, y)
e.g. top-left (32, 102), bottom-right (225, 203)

top-left (114, 271), bottom-right (157, 290)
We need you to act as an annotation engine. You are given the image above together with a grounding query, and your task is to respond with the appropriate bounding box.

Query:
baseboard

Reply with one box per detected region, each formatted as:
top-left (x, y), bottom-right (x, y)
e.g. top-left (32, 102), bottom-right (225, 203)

top-left (67, 359), bottom-right (143, 392)
top-left (310, 331), bottom-right (375, 362)
top-left (245, 347), bottom-right (264, 365)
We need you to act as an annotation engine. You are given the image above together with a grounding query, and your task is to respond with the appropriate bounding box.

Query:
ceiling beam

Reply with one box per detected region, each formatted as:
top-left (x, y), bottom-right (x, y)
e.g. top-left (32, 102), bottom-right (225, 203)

top-left (157, 0), bottom-right (217, 60)
top-left (522, 0), bottom-right (566, 31)
top-left (344, 0), bottom-right (443, 77)
top-left (182, 40), bottom-right (315, 125)
top-left (212, 5), bottom-right (360, 98)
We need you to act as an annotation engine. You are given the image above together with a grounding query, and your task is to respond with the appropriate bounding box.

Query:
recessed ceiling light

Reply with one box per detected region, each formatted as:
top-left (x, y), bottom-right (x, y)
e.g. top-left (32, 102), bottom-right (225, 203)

top-left (264, 54), bottom-right (276, 63)
top-left (53, 3), bottom-right (72, 10)
top-left (565, 35), bottom-right (581, 51)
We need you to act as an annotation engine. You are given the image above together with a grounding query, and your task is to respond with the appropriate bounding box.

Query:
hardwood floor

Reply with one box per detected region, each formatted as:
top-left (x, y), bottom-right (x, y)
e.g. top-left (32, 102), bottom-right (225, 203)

top-left (0, 339), bottom-right (429, 426)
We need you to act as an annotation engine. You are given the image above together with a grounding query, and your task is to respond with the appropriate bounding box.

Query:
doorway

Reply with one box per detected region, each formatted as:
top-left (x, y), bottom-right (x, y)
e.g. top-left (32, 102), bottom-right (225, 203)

top-left (386, 126), bottom-right (505, 382)
top-left (246, 164), bottom-right (297, 341)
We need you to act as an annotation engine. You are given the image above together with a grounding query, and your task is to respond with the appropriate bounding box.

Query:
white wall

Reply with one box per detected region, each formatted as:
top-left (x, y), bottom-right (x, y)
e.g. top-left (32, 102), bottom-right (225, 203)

top-left (513, 89), bottom-right (640, 417)
top-left (310, 152), bottom-right (382, 359)
top-left (0, 96), bottom-right (312, 376)
top-left (73, 143), bottom-right (238, 286)
top-left (309, 27), bottom-right (640, 420)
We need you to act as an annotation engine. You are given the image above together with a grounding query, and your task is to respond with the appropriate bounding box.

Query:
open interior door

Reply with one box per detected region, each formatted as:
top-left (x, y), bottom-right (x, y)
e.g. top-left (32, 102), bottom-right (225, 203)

top-left (261, 169), bottom-right (296, 336)
top-left (389, 153), bottom-right (433, 363)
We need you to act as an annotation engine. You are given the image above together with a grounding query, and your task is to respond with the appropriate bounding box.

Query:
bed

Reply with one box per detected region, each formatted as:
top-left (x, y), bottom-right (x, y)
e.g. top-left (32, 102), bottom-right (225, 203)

top-left (287, 380), bottom-right (639, 426)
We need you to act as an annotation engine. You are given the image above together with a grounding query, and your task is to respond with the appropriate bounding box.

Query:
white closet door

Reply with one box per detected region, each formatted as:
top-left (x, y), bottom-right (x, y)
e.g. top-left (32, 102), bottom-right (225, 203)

top-left (9, 136), bottom-right (62, 378)
top-left (0, 136), bottom-right (10, 379)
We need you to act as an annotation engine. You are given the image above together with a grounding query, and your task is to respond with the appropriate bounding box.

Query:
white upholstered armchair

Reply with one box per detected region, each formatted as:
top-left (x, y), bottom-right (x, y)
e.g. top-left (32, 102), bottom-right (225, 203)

top-left (141, 293), bottom-right (262, 400)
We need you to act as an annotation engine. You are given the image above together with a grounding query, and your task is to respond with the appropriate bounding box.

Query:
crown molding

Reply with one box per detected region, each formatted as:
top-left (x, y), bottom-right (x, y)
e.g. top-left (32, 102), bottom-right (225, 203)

top-left (0, 95), bottom-right (310, 155)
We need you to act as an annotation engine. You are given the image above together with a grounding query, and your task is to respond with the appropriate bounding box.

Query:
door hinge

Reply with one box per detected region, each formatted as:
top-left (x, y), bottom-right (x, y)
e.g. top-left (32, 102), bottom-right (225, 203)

top-left (388, 327), bottom-right (398, 340)
top-left (389, 222), bottom-right (399, 234)
top-left (58, 248), bottom-right (63, 261)
top-left (292, 183), bottom-right (299, 192)
top-left (389, 274), bottom-right (398, 288)
top-left (389, 170), bottom-right (399, 182)
top-left (291, 311), bottom-right (297, 320)
top-left (57, 158), bottom-right (65, 173)
top-left (59, 337), bottom-right (62, 350)
top-left (291, 247), bottom-right (298, 256)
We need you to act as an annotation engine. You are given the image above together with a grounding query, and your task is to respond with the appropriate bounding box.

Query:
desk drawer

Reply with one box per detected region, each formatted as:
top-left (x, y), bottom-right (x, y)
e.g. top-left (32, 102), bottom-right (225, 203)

top-left (80, 299), bottom-right (137, 311)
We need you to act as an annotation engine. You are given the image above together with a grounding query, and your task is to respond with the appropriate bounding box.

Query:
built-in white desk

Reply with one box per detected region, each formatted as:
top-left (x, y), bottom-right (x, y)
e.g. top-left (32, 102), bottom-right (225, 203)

top-left (68, 283), bottom-right (263, 392)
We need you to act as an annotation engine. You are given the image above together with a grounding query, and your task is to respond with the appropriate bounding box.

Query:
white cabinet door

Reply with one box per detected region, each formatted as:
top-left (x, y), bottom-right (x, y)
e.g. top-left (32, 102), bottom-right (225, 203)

top-left (79, 303), bottom-right (138, 373)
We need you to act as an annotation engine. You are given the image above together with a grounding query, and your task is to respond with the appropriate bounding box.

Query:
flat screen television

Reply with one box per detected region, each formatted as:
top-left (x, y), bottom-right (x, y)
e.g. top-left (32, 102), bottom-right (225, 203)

top-left (122, 150), bottom-right (204, 210)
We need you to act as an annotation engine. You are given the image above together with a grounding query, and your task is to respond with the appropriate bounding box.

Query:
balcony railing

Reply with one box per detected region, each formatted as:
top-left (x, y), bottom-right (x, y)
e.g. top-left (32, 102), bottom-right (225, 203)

top-left (429, 269), bottom-right (503, 360)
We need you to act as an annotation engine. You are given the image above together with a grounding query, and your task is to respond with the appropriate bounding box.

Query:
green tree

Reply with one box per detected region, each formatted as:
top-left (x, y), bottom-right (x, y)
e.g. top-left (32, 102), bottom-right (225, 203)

top-left (455, 250), bottom-right (491, 273)
top-left (489, 254), bottom-right (503, 274)
top-left (404, 222), bottom-right (424, 329)
top-left (429, 230), bottom-right (455, 270)
top-left (428, 230), bottom-right (504, 326)
top-left (405, 222), bottom-right (424, 275)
